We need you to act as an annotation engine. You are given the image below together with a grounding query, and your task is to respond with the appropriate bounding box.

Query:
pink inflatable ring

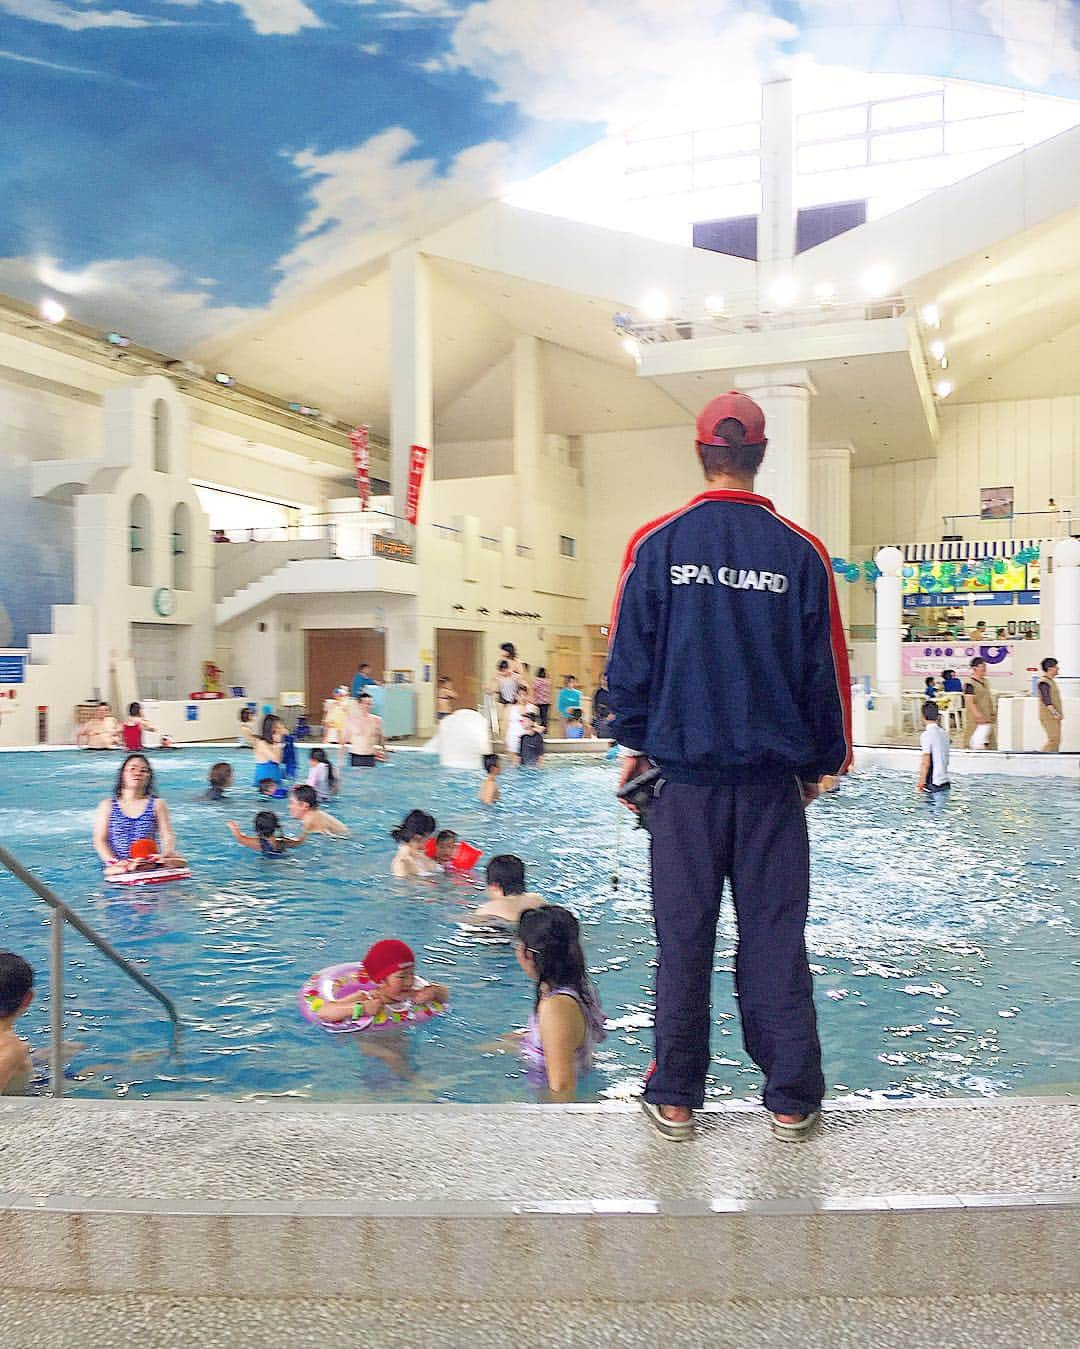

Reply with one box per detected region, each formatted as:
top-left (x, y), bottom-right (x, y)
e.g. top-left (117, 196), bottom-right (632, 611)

top-left (298, 962), bottom-right (448, 1035)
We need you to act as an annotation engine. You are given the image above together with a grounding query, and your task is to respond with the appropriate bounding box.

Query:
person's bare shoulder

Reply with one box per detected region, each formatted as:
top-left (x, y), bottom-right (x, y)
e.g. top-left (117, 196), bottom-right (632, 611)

top-left (0, 1033), bottom-right (32, 1093)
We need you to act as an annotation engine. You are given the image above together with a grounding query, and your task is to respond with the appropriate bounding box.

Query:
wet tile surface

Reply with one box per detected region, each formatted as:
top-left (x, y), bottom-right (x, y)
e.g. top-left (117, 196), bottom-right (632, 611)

top-left (0, 1099), bottom-right (1076, 1209)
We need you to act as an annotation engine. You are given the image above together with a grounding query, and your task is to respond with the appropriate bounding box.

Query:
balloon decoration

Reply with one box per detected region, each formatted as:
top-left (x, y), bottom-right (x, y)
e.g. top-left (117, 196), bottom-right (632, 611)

top-left (827, 547), bottom-right (1038, 585)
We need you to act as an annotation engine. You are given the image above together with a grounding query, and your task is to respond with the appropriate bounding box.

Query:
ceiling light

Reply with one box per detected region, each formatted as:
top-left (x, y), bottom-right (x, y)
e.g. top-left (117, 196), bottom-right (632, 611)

top-left (939, 356), bottom-right (949, 370)
top-left (214, 372), bottom-right (236, 387)
top-left (38, 297), bottom-right (66, 324)
top-left (105, 332), bottom-right (130, 347)
top-left (770, 276), bottom-right (798, 308)
top-left (639, 290), bottom-right (669, 321)
top-left (861, 266), bottom-right (892, 299)
top-left (812, 281), bottom-right (836, 304)
top-left (934, 379), bottom-right (953, 399)
top-left (703, 294), bottom-right (726, 316)
top-left (928, 339), bottom-right (946, 361)
top-left (621, 336), bottom-right (640, 359)
top-left (920, 303), bottom-right (941, 328)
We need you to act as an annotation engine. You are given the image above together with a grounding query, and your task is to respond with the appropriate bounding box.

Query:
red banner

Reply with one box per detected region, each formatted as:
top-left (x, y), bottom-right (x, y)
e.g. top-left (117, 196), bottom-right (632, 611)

top-left (349, 425), bottom-right (370, 510)
top-left (405, 443), bottom-right (428, 525)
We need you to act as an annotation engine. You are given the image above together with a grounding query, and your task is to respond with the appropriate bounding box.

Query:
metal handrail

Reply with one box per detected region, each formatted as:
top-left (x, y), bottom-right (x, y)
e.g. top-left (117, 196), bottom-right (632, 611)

top-left (0, 843), bottom-right (180, 1097)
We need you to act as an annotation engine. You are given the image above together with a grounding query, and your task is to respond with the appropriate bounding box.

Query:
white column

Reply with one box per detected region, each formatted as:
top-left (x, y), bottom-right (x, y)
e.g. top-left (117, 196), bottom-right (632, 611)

top-left (758, 78), bottom-right (795, 307)
top-left (735, 366), bottom-right (814, 525)
top-left (513, 334), bottom-right (542, 549)
top-left (1052, 536), bottom-right (1080, 678)
top-left (874, 546), bottom-right (904, 698)
top-left (389, 247), bottom-right (433, 526)
top-left (809, 441), bottom-right (853, 557)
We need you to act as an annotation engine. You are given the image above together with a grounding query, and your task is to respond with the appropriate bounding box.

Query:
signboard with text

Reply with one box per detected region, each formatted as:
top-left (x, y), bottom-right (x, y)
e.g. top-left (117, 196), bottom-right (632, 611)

top-left (901, 644), bottom-right (1014, 678)
top-left (349, 425), bottom-right (370, 510)
top-left (405, 444), bottom-right (428, 525)
top-left (373, 535), bottom-right (415, 564)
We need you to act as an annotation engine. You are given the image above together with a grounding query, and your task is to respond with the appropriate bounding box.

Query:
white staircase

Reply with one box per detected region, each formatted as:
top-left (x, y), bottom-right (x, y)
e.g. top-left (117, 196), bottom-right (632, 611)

top-left (216, 556), bottom-right (418, 626)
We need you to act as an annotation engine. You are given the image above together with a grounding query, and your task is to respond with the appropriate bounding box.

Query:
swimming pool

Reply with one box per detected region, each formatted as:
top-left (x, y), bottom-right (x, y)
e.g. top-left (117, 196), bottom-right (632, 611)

top-left (1, 749), bottom-right (1077, 1103)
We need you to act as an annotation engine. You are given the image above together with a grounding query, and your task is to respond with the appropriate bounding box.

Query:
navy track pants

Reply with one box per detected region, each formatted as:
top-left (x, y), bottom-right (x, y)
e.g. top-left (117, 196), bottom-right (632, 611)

top-left (644, 777), bottom-right (825, 1115)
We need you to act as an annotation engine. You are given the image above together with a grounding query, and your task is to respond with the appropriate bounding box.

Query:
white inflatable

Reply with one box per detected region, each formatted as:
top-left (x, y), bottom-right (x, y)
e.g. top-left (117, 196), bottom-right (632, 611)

top-left (426, 708), bottom-right (491, 770)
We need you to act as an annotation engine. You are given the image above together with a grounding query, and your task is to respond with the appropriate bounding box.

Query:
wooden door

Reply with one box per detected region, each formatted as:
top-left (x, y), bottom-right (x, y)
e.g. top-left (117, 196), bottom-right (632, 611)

top-left (584, 624), bottom-right (610, 700)
top-left (306, 629), bottom-right (386, 722)
top-left (435, 629), bottom-right (481, 712)
top-left (550, 634), bottom-right (582, 705)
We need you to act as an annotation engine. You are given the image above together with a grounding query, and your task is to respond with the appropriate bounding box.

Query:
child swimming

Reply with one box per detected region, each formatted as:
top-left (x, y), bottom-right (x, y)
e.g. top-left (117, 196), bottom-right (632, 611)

top-left (201, 762), bottom-right (233, 801)
top-left (466, 854), bottom-right (546, 927)
top-left (288, 784), bottom-right (349, 837)
top-left (227, 811), bottom-right (305, 856)
top-left (434, 829), bottom-right (458, 865)
top-left (514, 906), bottom-right (605, 1101)
top-left (308, 939), bottom-right (449, 1025)
top-left (390, 810), bottom-right (440, 878)
top-left (257, 777), bottom-right (288, 799)
top-left (0, 952), bottom-right (34, 1096)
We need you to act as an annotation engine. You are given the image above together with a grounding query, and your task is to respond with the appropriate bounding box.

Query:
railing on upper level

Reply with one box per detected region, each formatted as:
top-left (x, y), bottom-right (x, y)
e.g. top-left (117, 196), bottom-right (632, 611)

top-left (941, 508), bottom-right (1073, 541)
top-left (0, 843), bottom-right (180, 1097)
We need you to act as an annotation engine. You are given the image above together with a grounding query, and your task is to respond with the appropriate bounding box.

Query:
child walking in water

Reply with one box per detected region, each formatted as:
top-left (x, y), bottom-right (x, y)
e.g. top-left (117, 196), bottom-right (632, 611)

top-left (390, 810), bottom-right (441, 878)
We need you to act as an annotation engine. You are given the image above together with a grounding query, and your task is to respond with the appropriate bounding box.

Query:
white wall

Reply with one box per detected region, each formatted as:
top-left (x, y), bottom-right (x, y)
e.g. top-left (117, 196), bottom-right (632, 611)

top-left (434, 438), bottom-right (514, 480)
top-left (852, 394), bottom-right (1080, 547)
top-left (581, 422), bottom-right (702, 625)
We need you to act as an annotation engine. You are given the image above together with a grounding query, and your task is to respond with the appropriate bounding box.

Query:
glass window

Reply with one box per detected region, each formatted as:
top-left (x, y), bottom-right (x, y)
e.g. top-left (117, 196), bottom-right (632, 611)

top-left (559, 535), bottom-right (576, 559)
top-left (945, 114), bottom-right (1023, 155)
top-left (694, 123), bottom-right (759, 158)
top-left (870, 126), bottom-right (944, 164)
top-left (870, 92), bottom-right (943, 131)
top-left (693, 154), bottom-right (759, 189)
top-left (798, 103), bottom-right (868, 143)
top-left (798, 139), bottom-right (868, 174)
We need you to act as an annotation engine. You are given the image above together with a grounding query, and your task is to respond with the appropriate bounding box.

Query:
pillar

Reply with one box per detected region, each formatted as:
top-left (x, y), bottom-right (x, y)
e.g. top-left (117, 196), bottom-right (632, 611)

top-left (758, 78), bottom-right (796, 307)
top-left (874, 546), bottom-right (904, 698)
top-left (1052, 536), bottom-right (1080, 678)
top-left (389, 248), bottom-right (433, 527)
top-left (513, 334), bottom-right (542, 550)
top-left (811, 440), bottom-right (854, 630)
top-left (735, 366), bottom-right (814, 525)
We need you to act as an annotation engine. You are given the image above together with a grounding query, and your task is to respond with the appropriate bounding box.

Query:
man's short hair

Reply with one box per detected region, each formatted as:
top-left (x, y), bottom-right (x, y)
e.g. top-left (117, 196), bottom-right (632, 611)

top-left (922, 701), bottom-right (941, 721)
top-left (1041, 656), bottom-right (1058, 672)
top-left (697, 418), bottom-right (767, 479)
top-left (970, 657), bottom-right (986, 669)
top-left (292, 784), bottom-right (317, 808)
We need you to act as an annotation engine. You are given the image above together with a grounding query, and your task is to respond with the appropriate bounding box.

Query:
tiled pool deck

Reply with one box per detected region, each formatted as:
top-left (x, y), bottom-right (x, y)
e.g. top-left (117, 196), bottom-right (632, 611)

top-left (1, 1096), bottom-right (1076, 1333)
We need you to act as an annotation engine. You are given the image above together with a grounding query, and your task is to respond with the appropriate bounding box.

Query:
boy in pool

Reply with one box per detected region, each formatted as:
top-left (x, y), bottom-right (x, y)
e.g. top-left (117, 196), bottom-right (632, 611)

top-left (479, 753), bottom-right (501, 805)
top-left (464, 854), bottom-right (546, 928)
top-left (311, 939), bottom-right (449, 1024)
top-left (201, 762), bottom-right (233, 801)
top-left (288, 784), bottom-right (349, 837)
top-left (227, 811), bottom-right (305, 855)
top-left (0, 953), bottom-right (34, 1096)
top-left (434, 829), bottom-right (458, 865)
top-left (257, 777), bottom-right (288, 799)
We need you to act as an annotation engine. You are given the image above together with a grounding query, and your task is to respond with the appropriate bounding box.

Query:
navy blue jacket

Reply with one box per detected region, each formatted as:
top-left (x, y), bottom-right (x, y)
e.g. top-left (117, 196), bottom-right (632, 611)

top-left (606, 490), bottom-right (852, 785)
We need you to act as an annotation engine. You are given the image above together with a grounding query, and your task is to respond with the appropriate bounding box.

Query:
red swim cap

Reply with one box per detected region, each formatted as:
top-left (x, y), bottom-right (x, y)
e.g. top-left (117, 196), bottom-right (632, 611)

top-left (364, 938), bottom-right (415, 984)
top-left (129, 838), bottom-right (157, 860)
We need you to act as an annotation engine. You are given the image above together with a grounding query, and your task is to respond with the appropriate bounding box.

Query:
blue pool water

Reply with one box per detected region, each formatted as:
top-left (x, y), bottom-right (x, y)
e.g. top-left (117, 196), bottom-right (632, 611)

top-left (1, 749), bottom-right (1077, 1103)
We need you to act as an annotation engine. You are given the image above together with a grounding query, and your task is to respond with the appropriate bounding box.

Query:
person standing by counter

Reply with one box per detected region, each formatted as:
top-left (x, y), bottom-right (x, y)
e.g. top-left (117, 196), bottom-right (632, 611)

top-left (963, 658), bottom-right (995, 750)
top-left (1037, 657), bottom-right (1064, 753)
top-left (344, 691), bottom-right (385, 767)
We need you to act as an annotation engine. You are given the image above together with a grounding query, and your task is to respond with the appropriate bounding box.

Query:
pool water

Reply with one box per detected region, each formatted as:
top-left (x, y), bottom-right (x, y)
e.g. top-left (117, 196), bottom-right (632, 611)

top-left (1, 749), bottom-right (1077, 1104)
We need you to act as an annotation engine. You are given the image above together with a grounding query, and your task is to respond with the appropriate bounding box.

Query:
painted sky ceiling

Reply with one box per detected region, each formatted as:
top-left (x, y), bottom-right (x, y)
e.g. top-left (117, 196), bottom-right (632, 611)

top-left (3, 1), bottom-right (1079, 352)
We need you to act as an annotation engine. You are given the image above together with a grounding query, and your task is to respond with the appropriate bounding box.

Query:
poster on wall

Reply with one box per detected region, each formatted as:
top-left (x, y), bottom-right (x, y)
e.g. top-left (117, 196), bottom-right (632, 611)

top-left (980, 485), bottom-right (1014, 520)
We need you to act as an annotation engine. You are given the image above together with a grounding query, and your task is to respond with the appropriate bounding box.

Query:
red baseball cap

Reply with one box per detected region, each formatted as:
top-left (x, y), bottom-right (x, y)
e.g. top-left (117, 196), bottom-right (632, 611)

top-left (363, 938), bottom-right (415, 984)
top-left (695, 392), bottom-right (767, 448)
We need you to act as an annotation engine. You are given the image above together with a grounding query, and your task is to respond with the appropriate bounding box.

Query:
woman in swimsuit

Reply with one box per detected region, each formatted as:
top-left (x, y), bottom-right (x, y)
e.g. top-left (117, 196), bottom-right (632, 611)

top-left (93, 754), bottom-right (186, 879)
